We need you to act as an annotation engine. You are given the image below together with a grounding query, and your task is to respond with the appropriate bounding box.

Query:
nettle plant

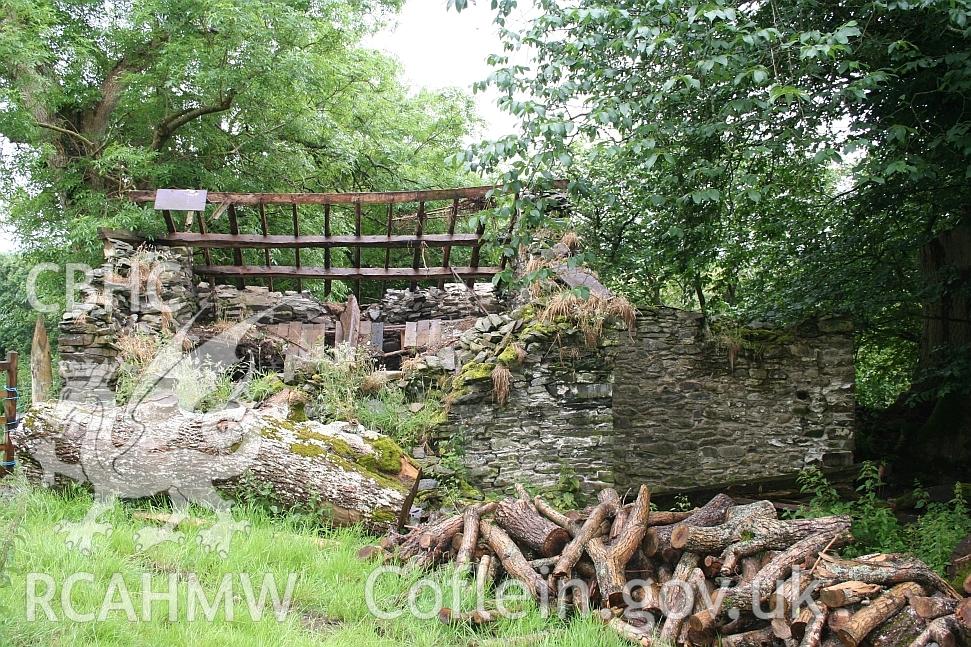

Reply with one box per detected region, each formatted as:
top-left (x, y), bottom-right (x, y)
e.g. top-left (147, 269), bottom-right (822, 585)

top-left (796, 463), bottom-right (971, 574)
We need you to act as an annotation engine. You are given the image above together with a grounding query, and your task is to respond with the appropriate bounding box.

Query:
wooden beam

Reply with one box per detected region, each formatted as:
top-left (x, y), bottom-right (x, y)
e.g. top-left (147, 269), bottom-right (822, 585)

top-left (410, 201), bottom-right (426, 291)
top-left (383, 203), bottom-right (393, 300)
top-left (439, 197), bottom-right (459, 289)
top-left (193, 265), bottom-right (501, 281)
top-left (197, 205), bottom-right (213, 266)
top-left (468, 213), bottom-right (487, 288)
top-left (354, 202), bottom-right (362, 301)
top-left (227, 204), bottom-right (244, 288)
top-left (161, 209), bottom-right (176, 233)
top-left (290, 204), bottom-right (301, 293)
top-left (324, 204), bottom-right (332, 297)
top-left (260, 203), bottom-right (273, 292)
top-left (130, 186), bottom-right (500, 206)
top-left (98, 229), bottom-right (483, 249)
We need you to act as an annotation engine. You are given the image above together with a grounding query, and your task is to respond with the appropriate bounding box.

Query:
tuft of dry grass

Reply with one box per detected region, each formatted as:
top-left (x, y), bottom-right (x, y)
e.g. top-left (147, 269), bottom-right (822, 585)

top-left (116, 333), bottom-right (161, 366)
top-left (607, 295), bottom-right (638, 335)
top-left (540, 290), bottom-right (581, 323)
top-left (360, 372), bottom-right (388, 395)
top-left (559, 231), bottom-right (581, 252)
top-left (491, 364), bottom-right (511, 406)
top-left (540, 290), bottom-right (639, 345)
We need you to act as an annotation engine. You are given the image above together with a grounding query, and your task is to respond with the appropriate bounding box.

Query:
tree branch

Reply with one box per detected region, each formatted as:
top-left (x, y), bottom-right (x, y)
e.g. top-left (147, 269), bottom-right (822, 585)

top-left (151, 91), bottom-right (237, 150)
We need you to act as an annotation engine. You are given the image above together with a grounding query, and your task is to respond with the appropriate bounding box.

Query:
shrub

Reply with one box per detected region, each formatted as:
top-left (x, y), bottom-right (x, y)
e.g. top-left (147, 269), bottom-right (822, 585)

top-left (796, 463), bottom-right (971, 573)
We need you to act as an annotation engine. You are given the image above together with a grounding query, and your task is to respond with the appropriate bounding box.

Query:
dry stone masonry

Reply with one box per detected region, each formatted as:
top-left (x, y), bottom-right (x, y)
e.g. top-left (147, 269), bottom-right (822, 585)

top-left (439, 307), bottom-right (855, 495)
top-left (56, 239), bottom-right (856, 494)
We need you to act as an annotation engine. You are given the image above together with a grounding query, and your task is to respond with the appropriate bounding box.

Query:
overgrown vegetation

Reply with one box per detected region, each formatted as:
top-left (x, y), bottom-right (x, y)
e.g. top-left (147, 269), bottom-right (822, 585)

top-left (307, 346), bottom-right (446, 449)
top-left (796, 463), bottom-right (971, 577)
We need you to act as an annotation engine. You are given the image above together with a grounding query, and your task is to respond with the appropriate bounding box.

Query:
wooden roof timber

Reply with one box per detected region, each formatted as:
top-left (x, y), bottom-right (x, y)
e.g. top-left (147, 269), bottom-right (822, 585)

top-left (99, 228), bottom-right (484, 249)
top-left (127, 185), bottom-right (500, 206)
top-left (193, 265), bottom-right (500, 281)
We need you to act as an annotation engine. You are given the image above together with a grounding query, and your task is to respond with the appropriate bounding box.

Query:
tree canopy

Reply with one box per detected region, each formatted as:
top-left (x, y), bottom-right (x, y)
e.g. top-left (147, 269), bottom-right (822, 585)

top-left (1, 0), bottom-right (479, 265)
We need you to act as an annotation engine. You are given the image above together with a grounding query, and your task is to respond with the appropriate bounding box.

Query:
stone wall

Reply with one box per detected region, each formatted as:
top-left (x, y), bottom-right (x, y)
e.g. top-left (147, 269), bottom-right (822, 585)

top-left (196, 282), bottom-right (336, 324)
top-left (59, 239), bottom-right (197, 402)
top-left (440, 307), bottom-right (855, 495)
top-left (376, 283), bottom-right (501, 323)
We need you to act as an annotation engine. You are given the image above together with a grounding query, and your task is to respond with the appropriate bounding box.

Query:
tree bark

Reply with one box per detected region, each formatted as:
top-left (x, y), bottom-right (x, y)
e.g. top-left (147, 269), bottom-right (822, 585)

top-left (908, 595), bottom-right (958, 620)
top-left (479, 520), bottom-right (552, 600)
top-left (814, 553), bottom-right (961, 599)
top-left (819, 581), bottom-right (883, 608)
top-left (836, 581), bottom-right (926, 647)
top-left (866, 605), bottom-right (927, 647)
top-left (586, 485), bottom-right (651, 608)
top-left (642, 493), bottom-right (733, 557)
top-left (455, 504), bottom-right (484, 569)
top-left (669, 500), bottom-right (776, 554)
top-left (14, 400), bottom-right (417, 530)
top-left (495, 497), bottom-right (571, 557)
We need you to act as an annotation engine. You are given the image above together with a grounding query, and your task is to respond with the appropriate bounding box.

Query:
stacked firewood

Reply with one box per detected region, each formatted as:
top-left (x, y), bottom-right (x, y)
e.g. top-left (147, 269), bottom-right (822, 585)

top-left (375, 483), bottom-right (971, 646)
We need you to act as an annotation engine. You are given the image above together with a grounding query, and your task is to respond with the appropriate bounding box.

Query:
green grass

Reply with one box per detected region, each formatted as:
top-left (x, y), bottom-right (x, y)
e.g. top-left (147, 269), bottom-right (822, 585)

top-left (0, 482), bottom-right (626, 647)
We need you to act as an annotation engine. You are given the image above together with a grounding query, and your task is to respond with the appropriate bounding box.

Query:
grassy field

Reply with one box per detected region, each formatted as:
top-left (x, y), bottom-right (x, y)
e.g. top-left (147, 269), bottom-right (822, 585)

top-left (0, 480), bottom-right (626, 647)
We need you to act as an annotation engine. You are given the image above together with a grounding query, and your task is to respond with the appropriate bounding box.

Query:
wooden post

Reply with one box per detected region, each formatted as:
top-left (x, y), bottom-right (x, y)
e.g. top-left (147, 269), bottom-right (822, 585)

top-left (197, 204), bottom-right (213, 266)
top-left (383, 203), bottom-right (393, 299)
top-left (324, 204), bottom-right (332, 297)
top-left (410, 201), bottom-right (426, 291)
top-left (30, 316), bottom-right (52, 404)
top-left (260, 203), bottom-right (274, 292)
top-left (227, 204), bottom-right (245, 288)
top-left (468, 211), bottom-right (486, 288)
top-left (1, 351), bottom-right (18, 476)
top-left (354, 202), bottom-right (362, 301)
top-left (161, 209), bottom-right (176, 233)
top-left (438, 197), bottom-right (459, 289)
top-left (289, 203), bottom-right (301, 293)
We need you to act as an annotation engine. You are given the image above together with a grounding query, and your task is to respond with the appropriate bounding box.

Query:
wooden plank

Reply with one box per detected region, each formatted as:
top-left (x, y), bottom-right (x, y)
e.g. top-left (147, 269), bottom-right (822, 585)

top-left (161, 209), bottom-right (176, 233)
top-left (323, 204), bottom-right (332, 296)
top-left (429, 319), bottom-right (443, 348)
top-left (371, 322), bottom-right (384, 354)
top-left (131, 185), bottom-right (502, 206)
top-left (259, 203), bottom-right (273, 292)
top-left (416, 320), bottom-right (430, 348)
top-left (193, 265), bottom-right (502, 280)
top-left (291, 204), bottom-right (301, 293)
top-left (438, 197), bottom-right (459, 289)
top-left (98, 229), bottom-right (482, 249)
top-left (383, 203), bottom-right (393, 300)
top-left (403, 322), bottom-right (417, 349)
top-left (227, 204), bottom-right (244, 288)
top-left (354, 202), bottom-right (362, 301)
top-left (410, 201), bottom-right (426, 291)
top-left (468, 211), bottom-right (487, 287)
top-left (197, 205), bottom-right (213, 266)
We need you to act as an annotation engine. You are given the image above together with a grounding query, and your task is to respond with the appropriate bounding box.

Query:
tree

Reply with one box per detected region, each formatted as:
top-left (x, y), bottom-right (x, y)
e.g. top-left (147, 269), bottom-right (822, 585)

top-left (1, 0), bottom-right (480, 276)
top-left (458, 0), bottom-right (971, 475)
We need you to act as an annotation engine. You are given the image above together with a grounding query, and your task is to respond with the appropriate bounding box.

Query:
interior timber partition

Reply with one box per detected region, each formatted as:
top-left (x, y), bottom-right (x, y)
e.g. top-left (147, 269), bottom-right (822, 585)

top-left (119, 186), bottom-right (513, 300)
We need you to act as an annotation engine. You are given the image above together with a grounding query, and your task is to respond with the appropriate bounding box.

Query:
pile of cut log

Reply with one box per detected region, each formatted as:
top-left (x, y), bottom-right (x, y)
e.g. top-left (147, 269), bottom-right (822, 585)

top-left (376, 484), bottom-right (971, 646)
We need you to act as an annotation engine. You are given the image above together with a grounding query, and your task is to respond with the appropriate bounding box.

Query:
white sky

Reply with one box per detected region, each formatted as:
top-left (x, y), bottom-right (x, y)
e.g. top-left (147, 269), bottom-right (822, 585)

top-left (366, 1), bottom-right (522, 141)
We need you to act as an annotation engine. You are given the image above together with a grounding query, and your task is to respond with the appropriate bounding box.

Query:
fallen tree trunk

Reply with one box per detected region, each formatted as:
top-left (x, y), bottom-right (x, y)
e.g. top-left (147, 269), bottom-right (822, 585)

top-left (14, 400), bottom-right (418, 530)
